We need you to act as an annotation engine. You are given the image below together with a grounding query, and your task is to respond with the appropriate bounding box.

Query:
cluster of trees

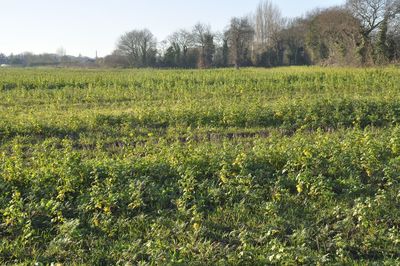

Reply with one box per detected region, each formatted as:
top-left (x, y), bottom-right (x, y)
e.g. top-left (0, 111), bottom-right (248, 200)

top-left (104, 0), bottom-right (400, 68)
top-left (1, 0), bottom-right (399, 68)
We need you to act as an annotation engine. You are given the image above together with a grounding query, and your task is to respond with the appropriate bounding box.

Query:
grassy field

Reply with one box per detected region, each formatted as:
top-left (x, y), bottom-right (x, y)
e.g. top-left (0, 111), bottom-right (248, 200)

top-left (1, 67), bottom-right (400, 264)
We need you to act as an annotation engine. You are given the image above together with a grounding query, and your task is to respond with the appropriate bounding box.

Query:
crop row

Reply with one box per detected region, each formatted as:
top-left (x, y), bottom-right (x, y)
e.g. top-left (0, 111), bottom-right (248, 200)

top-left (1, 67), bottom-right (400, 264)
top-left (2, 97), bottom-right (400, 142)
top-left (1, 67), bottom-right (399, 93)
top-left (1, 127), bottom-right (400, 264)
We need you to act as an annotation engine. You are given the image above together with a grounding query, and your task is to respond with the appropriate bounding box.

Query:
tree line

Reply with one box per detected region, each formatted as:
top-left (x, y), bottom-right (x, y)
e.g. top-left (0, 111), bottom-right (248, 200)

top-left (103, 0), bottom-right (400, 68)
top-left (2, 0), bottom-right (400, 68)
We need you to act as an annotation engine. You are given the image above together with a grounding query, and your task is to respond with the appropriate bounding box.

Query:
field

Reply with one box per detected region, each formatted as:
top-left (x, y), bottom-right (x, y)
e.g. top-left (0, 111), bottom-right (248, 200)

top-left (1, 67), bottom-right (400, 264)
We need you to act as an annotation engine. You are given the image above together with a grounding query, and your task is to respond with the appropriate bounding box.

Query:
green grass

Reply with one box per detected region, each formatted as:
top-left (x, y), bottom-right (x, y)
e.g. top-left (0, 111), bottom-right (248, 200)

top-left (1, 67), bottom-right (400, 264)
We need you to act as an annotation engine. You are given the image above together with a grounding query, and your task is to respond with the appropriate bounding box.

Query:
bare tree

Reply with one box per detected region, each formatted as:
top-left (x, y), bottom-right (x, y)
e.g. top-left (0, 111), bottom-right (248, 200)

top-left (347, 0), bottom-right (400, 38)
top-left (346, 0), bottom-right (400, 63)
top-left (254, 0), bottom-right (282, 46)
top-left (252, 0), bottom-right (286, 66)
top-left (167, 29), bottom-right (194, 67)
top-left (117, 29), bottom-right (157, 67)
top-left (192, 23), bottom-right (215, 68)
top-left (169, 30), bottom-right (194, 54)
top-left (226, 17), bottom-right (255, 68)
top-left (213, 31), bottom-right (229, 67)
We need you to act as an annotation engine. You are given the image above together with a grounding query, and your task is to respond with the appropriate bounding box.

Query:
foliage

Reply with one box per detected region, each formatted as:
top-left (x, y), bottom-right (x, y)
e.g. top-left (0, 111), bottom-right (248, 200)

top-left (1, 67), bottom-right (400, 264)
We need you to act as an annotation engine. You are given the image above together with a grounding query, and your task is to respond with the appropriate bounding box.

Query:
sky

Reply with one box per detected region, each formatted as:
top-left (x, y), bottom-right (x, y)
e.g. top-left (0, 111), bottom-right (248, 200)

top-left (0, 0), bottom-right (344, 57)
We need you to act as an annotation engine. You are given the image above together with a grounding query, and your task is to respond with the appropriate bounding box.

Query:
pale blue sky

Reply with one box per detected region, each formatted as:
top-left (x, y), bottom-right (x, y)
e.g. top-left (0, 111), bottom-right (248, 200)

top-left (0, 0), bottom-right (344, 57)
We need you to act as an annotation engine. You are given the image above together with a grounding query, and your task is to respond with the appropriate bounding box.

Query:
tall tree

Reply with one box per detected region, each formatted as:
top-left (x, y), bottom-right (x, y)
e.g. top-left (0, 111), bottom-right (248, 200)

top-left (117, 29), bottom-right (157, 67)
top-left (347, 0), bottom-right (400, 38)
top-left (226, 17), bottom-right (255, 68)
top-left (212, 32), bottom-right (229, 67)
top-left (376, 15), bottom-right (390, 62)
top-left (192, 23), bottom-right (215, 68)
top-left (387, 12), bottom-right (400, 61)
top-left (280, 18), bottom-right (310, 65)
top-left (252, 0), bottom-right (285, 66)
top-left (305, 7), bottom-right (364, 65)
top-left (167, 29), bottom-right (194, 67)
top-left (346, 0), bottom-right (400, 63)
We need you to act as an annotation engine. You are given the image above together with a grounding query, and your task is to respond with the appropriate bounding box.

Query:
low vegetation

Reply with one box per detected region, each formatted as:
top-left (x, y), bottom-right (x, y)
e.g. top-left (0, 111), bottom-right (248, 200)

top-left (1, 67), bottom-right (400, 264)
